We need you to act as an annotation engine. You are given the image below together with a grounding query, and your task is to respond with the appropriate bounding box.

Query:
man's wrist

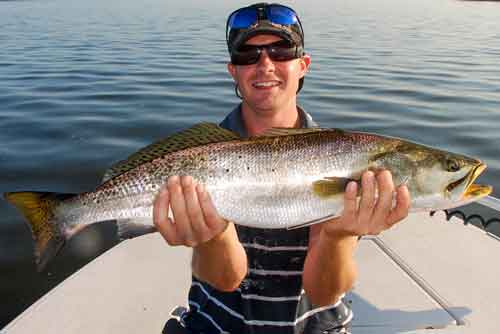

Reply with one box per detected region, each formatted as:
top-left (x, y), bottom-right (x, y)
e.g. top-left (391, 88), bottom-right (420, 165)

top-left (319, 228), bottom-right (358, 250)
top-left (196, 220), bottom-right (234, 250)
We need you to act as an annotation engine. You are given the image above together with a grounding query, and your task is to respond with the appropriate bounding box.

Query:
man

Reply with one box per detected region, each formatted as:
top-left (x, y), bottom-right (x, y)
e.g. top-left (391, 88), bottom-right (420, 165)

top-left (154, 3), bottom-right (410, 333)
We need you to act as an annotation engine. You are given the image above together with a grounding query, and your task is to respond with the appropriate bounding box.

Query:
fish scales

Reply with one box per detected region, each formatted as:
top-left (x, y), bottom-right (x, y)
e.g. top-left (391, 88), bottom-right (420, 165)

top-left (202, 132), bottom-right (362, 228)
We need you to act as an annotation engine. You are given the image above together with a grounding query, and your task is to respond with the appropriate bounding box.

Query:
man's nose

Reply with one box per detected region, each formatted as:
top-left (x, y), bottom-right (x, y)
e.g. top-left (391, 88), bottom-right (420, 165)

top-left (256, 49), bottom-right (275, 71)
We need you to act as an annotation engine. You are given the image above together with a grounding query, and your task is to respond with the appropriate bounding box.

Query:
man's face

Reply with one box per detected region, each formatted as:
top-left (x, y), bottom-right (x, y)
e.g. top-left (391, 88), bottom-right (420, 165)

top-left (228, 34), bottom-right (310, 114)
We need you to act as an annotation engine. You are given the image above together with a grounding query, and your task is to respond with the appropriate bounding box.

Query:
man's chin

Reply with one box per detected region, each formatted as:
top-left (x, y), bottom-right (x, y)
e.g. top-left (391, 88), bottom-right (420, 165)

top-left (252, 91), bottom-right (282, 105)
top-left (250, 100), bottom-right (281, 113)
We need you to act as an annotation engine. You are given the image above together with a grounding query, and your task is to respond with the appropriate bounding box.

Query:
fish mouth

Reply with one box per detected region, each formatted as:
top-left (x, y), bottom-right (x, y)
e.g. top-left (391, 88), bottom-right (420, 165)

top-left (447, 163), bottom-right (492, 200)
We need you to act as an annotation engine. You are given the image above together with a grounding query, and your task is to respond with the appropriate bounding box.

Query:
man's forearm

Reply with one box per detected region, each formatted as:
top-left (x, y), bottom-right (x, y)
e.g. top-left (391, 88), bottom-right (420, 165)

top-left (302, 230), bottom-right (358, 306)
top-left (192, 223), bottom-right (247, 292)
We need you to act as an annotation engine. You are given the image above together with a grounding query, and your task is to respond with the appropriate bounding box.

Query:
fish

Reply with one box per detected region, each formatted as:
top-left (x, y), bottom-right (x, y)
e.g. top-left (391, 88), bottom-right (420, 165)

top-left (4, 123), bottom-right (492, 271)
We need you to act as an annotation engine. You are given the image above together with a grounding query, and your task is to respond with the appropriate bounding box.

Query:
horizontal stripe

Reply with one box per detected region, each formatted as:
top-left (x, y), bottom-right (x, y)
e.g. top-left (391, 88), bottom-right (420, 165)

top-left (242, 242), bottom-right (308, 251)
top-left (188, 300), bottom-right (229, 334)
top-left (239, 290), bottom-right (303, 301)
top-left (244, 319), bottom-right (296, 327)
top-left (238, 296), bottom-right (301, 323)
top-left (248, 268), bottom-right (303, 276)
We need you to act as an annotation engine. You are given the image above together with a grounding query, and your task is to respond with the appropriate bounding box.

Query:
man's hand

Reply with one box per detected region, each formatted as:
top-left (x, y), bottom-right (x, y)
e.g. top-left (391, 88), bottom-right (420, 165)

top-left (323, 170), bottom-right (411, 238)
top-left (153, 175), bottom-right (229, 247)
top-left (303, 170), bottom-right (410, 306)
top-left (153, 175), bottom-right (247, 291)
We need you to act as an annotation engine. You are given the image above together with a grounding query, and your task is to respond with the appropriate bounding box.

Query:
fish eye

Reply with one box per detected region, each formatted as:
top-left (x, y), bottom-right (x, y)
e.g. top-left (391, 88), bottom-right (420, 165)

top-left (446, 159), bottom-right (461, 172)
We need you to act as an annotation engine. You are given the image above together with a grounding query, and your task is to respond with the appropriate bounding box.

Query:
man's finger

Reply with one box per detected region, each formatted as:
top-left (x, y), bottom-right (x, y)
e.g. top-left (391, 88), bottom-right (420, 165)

top-left (182, 176), bottom-right (210, 240)
top-left (167, 176), bottom-right (194, 245)
top-left (197, 183), bottom-right (227, 233)
top-left (371, 170), bottom-right (395, 223)
top-left (342, 181), bottom-right (358, 219)
top-left (387, 184), bottom-right (411, 226)
top-left (358, 171), bottom-right (376, 223)
top-left (153, 185), bottom-right (180, 245)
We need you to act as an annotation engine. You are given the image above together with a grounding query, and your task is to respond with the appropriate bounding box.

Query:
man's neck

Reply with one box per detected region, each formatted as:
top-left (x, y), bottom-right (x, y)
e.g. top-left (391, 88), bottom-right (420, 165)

top-left (241, 102), bottom-right (300, 137)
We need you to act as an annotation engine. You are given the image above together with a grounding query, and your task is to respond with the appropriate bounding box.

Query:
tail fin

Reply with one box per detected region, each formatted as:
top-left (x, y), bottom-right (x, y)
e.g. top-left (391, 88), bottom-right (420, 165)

top-left (4, 191), bottom-right (75, 272)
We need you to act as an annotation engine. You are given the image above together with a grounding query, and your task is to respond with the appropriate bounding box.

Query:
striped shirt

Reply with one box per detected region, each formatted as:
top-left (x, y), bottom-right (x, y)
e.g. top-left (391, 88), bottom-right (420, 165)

top-left (181, 105), bottom-right (353, 334)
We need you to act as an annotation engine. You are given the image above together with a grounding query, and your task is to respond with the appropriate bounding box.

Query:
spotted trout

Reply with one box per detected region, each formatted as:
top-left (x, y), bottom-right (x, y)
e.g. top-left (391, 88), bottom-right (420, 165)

top-left (4, 123), bottom-right (492, 271)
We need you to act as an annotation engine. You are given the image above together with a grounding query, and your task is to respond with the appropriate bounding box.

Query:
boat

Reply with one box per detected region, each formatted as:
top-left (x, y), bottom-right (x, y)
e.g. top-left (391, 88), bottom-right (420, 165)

top-left (2, 197), bottom-right (500, 333)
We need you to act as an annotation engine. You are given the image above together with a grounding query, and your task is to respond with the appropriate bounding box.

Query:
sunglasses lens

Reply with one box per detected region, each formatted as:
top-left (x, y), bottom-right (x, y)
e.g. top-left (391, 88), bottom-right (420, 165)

top-left (228, 7), bottom-right (258, 29)
top-left (231, 47), bottom-right (261, 65)
top-left (267, 6), bottom-right (298, 25)
top-left (268, 44), bottom-right (297, 61)
top-left (232, 42), bottom-right (298, 65)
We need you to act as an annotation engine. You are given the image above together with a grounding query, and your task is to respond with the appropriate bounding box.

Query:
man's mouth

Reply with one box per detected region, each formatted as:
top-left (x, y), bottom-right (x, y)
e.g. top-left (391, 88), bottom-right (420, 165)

top-left (252, 80), bottom-right (281, 88)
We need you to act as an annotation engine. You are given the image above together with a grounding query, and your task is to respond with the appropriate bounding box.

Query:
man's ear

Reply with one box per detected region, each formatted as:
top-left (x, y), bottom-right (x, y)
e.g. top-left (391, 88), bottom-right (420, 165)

top-left (299, 54), bottom-right (311, 78)
top-left (227, 62), bottom-right (237, 81)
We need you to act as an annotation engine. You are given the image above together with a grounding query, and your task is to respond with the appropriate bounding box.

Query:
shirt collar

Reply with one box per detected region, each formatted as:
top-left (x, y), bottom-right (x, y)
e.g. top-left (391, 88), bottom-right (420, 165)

top-left (219, 104), bottom-right (317, 137)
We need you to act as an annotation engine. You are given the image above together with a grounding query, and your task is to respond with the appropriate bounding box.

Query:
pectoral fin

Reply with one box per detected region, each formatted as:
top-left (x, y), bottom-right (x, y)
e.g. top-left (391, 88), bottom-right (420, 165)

top-left (312, 177), bottom-right (360, 198)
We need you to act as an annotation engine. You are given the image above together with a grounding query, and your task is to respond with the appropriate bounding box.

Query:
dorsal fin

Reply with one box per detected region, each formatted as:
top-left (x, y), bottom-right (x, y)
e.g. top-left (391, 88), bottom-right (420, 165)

top-left (258, 127), bottom-right (328, 137)
top-left (102, 123), bottom-right (240, 182)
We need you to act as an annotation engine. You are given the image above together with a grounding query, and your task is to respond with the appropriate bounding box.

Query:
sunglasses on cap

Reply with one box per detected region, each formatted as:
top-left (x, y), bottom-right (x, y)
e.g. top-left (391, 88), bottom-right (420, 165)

top-left (226, 4), bottom-right (305, 45)
top-left (231, 40), bottom-right (302, 65)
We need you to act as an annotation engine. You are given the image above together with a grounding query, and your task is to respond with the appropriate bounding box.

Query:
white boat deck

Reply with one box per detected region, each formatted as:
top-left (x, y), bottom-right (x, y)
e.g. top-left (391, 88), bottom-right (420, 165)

top-left (3, 211), bottom-right (500, 334)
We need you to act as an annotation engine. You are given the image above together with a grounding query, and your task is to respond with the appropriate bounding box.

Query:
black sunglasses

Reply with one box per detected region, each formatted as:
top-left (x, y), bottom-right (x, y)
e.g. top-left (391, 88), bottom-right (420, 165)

top-left (231, 40), bottom-right (302, 66)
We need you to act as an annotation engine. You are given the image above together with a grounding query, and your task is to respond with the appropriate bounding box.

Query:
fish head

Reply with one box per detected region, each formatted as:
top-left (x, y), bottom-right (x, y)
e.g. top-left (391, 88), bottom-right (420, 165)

top-left (398, 144), bottom-right (492, 210)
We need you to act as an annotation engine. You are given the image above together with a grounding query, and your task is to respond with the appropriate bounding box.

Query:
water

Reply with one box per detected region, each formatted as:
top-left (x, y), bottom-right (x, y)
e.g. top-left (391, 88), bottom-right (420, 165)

top-left (1, 0), bottom-right (499, 328)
